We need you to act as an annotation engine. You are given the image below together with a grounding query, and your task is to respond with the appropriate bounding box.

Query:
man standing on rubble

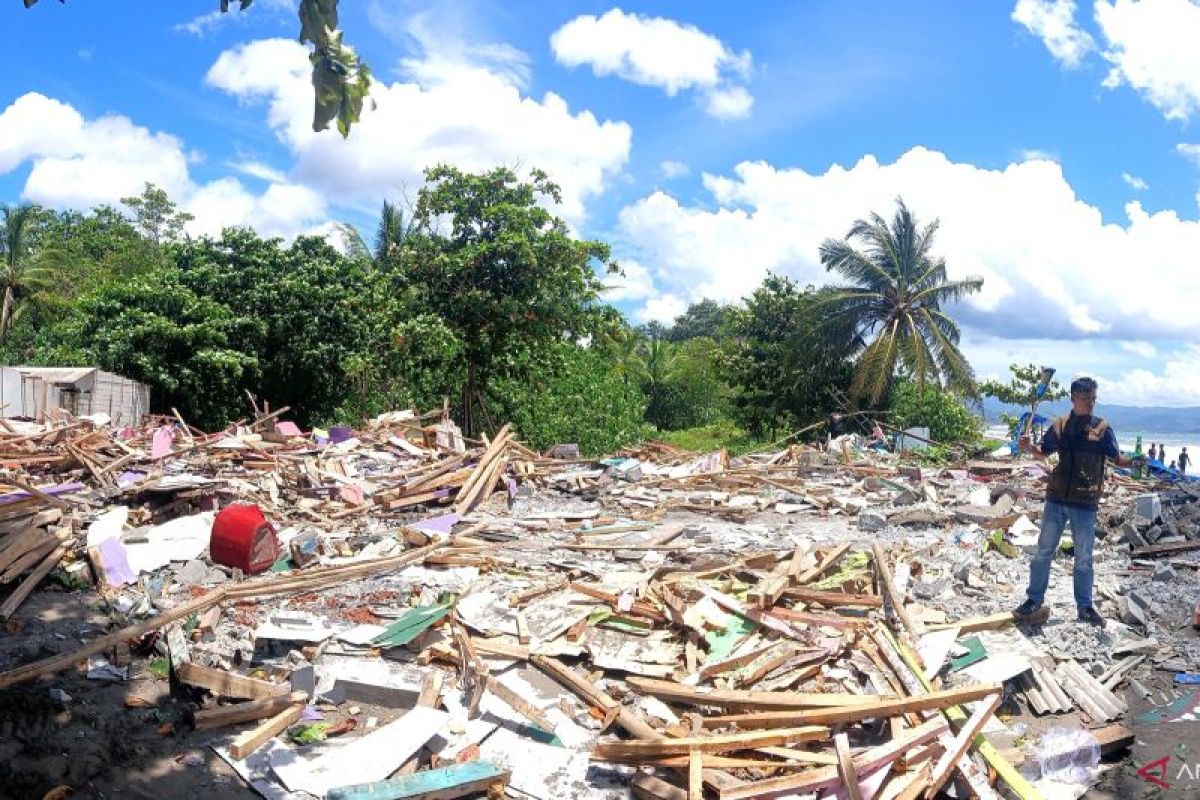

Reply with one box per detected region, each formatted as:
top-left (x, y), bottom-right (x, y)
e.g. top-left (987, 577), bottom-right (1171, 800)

top-left (1014, 376), bottom-right (1139, 627)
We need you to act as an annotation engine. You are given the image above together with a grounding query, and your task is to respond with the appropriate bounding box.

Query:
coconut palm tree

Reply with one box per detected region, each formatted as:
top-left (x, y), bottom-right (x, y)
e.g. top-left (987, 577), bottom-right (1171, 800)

top-left (339, 199), bottom-right (413, 268)
top-left (0, 204), bottom-right (63, 342)
top-left (818, 198), bottom-right (983, 404)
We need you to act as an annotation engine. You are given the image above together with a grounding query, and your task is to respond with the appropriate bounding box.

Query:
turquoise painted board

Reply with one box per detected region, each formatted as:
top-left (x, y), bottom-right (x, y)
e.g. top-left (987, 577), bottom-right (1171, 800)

top-left (326, 760), bottom-right (507, 800)
top-left (371, 602), bottom-right (452, 648)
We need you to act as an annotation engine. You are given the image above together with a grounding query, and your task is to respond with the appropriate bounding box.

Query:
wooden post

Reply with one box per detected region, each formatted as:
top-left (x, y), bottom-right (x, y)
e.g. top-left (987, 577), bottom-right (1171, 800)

top-left (835, 732), bottom-right (863, 800)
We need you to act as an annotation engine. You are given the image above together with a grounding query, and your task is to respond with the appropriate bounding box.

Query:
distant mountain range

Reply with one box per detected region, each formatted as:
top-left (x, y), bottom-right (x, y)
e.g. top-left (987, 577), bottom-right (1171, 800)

top-left (980, 397), bottom-right (1200, 434)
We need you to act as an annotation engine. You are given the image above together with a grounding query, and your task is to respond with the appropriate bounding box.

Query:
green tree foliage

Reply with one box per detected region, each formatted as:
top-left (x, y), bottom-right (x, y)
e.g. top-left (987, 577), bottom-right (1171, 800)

top-left (120, 183), bottom-right (194, 250)
top-left (644, 337), bottom-right (731, 430)
top-left (25, 0), bottom-right (372, 138)
top-left (727, 275), bottom-right (856, 438)
top-left (819, 198), bottom-right (983, 404)
top-left (491, 343), bottom-right (648, 455)
top-left (172, 229), bottom-right (378, 426)
top-left (0, 204), bottom-right (67, 342)
top-left (398, 164), bottom-right (617, 434)
top-left (668, 299), bottom-right (732, 342)
top-left (887, 378), bottom-right (983, 446)
top-left (58, 270), bottom-right (259, 428)
top-left (980, 363), bottom-right (1067, 407)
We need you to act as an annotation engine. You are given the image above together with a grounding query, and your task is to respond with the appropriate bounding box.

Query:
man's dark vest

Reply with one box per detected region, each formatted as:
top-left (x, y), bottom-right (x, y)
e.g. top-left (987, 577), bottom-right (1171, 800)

top-left (1045, 414), bottom-right (1110, 507)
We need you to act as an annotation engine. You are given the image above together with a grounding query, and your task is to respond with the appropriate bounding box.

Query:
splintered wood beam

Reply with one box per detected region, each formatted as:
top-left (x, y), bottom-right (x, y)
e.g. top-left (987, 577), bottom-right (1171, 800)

top-left (592, 726), bottom-right (828, 760)
top-left (632, 774), bottom-right (688, 800)
top-left (194, 691), bottom-right (308, 730)
top-left (176, 662), bottom-right (289, 700)
top-left (699, 684), bottom-right (1002, 729)
top-left (626, 676), bottom-right (891, 710)
top-left (229, 702), bottom-right (304, 759)
top-left (795, 542), bottom-right (851, 584)
top-left (925, 611), bottom-right (1015, 634)
top-left (718, 719), bottom-right (948, 800)
top-left (835, 733), bottom-right (863, 800)
top-left (872, 542), bottom-right (923, 637)
top-left (782, 588), bottom-right (883, 607)
top-left (689, 750), bottom-right (703, 800)
top-left (924, 693), bottom-right (1003, 799)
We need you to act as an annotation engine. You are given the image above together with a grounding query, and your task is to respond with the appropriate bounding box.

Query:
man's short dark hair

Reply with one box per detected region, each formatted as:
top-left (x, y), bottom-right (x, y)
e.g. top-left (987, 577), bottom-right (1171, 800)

top-left (1071, 376), bottom-right (1098, 396)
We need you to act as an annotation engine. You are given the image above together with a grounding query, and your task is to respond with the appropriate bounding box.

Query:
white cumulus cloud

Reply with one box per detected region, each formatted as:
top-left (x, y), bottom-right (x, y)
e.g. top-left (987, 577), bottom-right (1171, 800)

top-left (174, 0), bottom-right (294, 37)
top-left (659, 160), bottom-right (691, 179)
top-left (550, 8), bottom-right (753, 119)
top-left (1012, 0), bottom-right (1096, 68)
top-left (1096, 0), bottom-right (1200, 120)
top-left (1100, 344), bottom-right (1200, 406)
top-left (1177, 142), bottom-right (1200, 165)
top-left (615, 146), bottom-right (1200, 342)
top-left (206, 38), bottom-right (631, 223)
top-left (1118, 340), bottom-right (1157, 358)
top-left (0, 92), bottom-right (326, 239)
top-left (1121, 172), bottom-right (1149, 190)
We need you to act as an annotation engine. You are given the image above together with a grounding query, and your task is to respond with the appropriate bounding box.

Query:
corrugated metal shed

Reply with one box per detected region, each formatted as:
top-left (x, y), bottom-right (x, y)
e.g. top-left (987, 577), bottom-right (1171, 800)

top-left (0, 366), bottom-right (150, 424)
top-left (10, 367), bottom-right (98, 384)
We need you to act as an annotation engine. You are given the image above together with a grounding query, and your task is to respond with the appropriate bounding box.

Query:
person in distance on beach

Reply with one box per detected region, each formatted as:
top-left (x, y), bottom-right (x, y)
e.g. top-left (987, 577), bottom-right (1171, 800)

top-left (1181, 447), bottom-right (1191, 475)
top-left (1013, 377), bottom-right (1139, 627)
top-left (1148, 443), bottom-right (1158, 462)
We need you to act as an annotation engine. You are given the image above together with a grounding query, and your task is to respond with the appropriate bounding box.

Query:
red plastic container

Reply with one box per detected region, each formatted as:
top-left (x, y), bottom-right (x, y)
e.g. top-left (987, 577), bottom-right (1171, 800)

top-left (210, 504), bottom-right (279, 574)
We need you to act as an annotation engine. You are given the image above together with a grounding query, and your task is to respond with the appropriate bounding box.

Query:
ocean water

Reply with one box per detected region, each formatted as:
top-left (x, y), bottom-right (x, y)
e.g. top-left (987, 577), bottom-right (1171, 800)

top-left (985, 424), bottom-right (1198, 470)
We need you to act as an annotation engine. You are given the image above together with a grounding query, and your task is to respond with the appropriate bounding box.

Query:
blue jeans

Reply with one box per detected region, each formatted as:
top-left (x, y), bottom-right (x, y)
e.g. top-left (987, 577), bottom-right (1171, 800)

top-left (1024, 500), bottom-right (1096, 610)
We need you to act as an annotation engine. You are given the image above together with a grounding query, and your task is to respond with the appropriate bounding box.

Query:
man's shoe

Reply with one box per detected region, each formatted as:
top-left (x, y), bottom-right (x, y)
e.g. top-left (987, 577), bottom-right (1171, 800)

top-left (1013, 599), bottom-right (1043, 619)
top-left (1078, 607), bottom-right (1106, 627)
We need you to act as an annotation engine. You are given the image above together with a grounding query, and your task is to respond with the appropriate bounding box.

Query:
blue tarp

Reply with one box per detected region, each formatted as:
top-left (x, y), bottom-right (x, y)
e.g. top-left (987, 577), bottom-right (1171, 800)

top-left (1009, 412), bottom-right (1051, 455)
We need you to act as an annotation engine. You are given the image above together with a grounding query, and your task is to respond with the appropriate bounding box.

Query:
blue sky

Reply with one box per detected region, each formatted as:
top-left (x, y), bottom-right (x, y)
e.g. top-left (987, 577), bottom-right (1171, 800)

top-left (5, 0), bottom-right (1200, 406)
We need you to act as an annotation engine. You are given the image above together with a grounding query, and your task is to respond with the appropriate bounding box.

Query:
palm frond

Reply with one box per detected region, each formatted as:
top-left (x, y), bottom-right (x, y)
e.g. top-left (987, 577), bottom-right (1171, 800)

top-left (911, 276), bottom-right (984, 307)
top-left (818, 239), bottom-right (894, 291)
top-left (336, 223), bottom-right (371, 261)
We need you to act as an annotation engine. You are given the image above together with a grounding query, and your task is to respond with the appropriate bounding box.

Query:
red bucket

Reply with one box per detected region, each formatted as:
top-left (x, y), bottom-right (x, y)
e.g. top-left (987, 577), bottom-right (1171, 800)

top-left (210, 504), bottom-right (279, 574)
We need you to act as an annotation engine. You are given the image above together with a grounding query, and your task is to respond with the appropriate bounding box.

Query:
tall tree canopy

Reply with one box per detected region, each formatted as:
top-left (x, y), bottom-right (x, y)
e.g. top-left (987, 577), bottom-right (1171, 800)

top-left (398, 164), bottom-right (618, 434)
top-left (818, 198), bottom-right (983, 404)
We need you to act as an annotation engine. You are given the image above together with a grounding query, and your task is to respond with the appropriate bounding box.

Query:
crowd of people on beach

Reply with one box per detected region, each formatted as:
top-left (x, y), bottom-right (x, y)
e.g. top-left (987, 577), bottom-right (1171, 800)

top-left (1147, 442), bottom-right (1191, 474)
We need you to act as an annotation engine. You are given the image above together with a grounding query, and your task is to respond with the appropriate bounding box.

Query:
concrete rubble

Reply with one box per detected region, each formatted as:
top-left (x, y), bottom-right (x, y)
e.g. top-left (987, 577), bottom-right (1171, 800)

top-left (0, 408), bottom-right (1197, 799)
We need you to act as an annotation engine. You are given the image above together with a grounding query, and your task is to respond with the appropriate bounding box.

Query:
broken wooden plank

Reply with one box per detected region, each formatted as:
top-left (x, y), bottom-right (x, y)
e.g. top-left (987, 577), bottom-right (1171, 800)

top-left (626, 676), bottom-right (891, 710)
top-left (397, 670), bottom-right (446, 776)
top-left (1092, 724), bottom-right (1135, 757)
top-left (689, 750), bottom-right (703, 800)
top-left (923, 693), bottom-right (1002, 799)
top-left (783, 588), bottom-right (883, 607)
top-left (0, 542), bottom-right (66, 620)
top-left (229, 702), bottom-right (304, 760)
top-left (592, 725), bottom-right (828, 760)
top-left (926, 611), bottom-right (1015, 634)
top-left (872, 542), bottom-right (924, 637)
top-left (194, 691), bottom-right (308, 730)
top-left (699, 683), bottom-right (1002, 729)
top-left (880, 627), bottom-right (1039, 800)
top-left (719, 718), bottom-right (948, 800)
top-left (835, 732), bottom-right (863, 800)
top-left (632, 774), bottom-right (688, 800)
top-left (1130, 539), bottom-right (1200, 558)
top-left (177, 662), bottom-right (288, 700)
top-left (795, 542), bottom-right (851, 584)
